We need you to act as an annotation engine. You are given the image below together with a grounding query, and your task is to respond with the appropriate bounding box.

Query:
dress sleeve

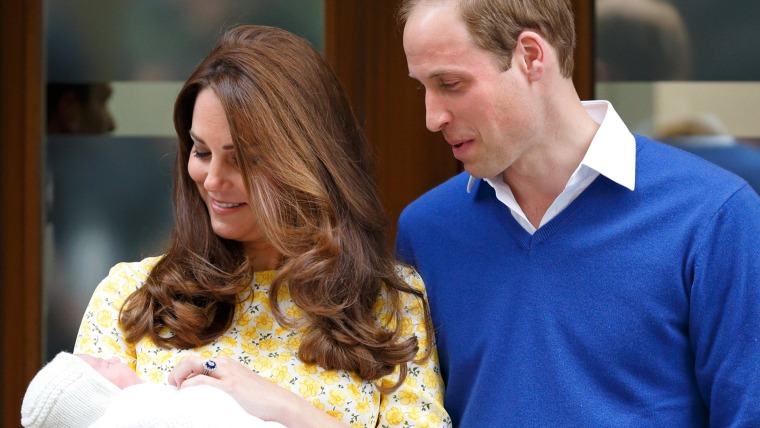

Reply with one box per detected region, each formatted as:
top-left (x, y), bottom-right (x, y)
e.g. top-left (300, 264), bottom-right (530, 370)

top-left (73, 258), bottom-right (157, 371)
top-left (376, 267), bottom-right (452, 427)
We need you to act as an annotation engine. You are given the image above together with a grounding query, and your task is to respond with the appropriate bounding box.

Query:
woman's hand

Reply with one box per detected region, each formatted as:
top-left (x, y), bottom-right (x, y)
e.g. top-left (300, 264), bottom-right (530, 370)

top-left (169, 355), bottom-right (347, 427)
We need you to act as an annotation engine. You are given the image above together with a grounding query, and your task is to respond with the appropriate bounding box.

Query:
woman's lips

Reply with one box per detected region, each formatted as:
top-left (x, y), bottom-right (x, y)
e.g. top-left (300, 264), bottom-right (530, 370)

top-left (210, 198), bottom-right (246, 214)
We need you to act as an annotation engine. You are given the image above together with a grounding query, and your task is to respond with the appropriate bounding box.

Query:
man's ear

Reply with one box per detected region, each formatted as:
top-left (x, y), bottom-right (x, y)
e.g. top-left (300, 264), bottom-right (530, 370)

top-left (515, 31), bottom-right (545, 81)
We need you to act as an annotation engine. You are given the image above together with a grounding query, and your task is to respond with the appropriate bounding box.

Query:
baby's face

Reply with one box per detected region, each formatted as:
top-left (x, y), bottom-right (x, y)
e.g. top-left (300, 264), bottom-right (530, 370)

top-left (77, 354), bottom-right (142, 389)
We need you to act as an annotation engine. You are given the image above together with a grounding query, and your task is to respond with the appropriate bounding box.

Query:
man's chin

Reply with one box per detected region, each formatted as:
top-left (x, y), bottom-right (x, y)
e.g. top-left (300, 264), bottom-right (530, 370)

top-left (462, 163), bottom-right (489, 179)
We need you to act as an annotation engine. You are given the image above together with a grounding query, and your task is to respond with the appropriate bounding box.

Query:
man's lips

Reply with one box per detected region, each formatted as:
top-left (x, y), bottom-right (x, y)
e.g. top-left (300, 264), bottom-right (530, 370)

top-left (445, 136), bottom-right (474, 148)
top-left (446, 138), bottom-right (474, 156)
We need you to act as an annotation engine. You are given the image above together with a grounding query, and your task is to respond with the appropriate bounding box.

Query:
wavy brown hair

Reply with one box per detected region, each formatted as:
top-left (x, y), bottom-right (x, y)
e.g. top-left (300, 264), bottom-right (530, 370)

top-left (399, 0), bottom-right (576, 77)
top-left (119, 25), bottom-right (433, 391)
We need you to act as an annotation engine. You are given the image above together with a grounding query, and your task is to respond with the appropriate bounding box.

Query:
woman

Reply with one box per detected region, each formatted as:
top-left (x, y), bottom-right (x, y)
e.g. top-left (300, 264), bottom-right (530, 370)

top-left (74, 25), bottom-right (450, 427)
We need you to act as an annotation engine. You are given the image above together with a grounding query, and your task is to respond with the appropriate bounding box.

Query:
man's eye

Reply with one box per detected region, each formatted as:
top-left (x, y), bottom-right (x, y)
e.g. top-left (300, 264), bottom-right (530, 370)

top-left (440, 81), bottom-right (459, 89)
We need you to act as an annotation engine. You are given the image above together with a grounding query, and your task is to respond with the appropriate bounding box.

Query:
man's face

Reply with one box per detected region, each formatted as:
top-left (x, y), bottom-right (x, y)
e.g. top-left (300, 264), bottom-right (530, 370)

top-left (403, 1), bottom-right (535, 179)
top-left (81, 83), bottom-right (116, 133)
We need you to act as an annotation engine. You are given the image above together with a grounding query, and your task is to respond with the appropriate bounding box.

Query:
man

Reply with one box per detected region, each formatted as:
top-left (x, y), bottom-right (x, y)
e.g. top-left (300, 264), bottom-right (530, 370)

top-left (394, 0), bottom-right (760, 426)
top-left (46, 83), bottom-right (116, 134)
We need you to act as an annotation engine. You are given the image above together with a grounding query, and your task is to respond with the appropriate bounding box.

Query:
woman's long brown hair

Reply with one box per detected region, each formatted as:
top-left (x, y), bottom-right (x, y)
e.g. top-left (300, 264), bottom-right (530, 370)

top-left (119, 25), bottom-right (433, 391)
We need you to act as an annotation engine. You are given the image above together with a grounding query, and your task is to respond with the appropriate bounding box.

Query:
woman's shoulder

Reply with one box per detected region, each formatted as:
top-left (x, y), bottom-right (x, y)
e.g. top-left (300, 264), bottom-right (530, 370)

top-left (388, 264), bottom-right (436, 358)
top-left (393, 263), bottom-right (427, 294)
top-left (386, 263), bottom-right (429, 324)
top-left (96, 256), bottom-right (164, 296)
top-left (107, 256), bottom-right (163, 279)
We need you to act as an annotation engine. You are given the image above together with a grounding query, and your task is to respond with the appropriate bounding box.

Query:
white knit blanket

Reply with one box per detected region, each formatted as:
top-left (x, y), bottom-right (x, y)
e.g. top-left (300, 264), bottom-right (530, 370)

top-left (89, 384), bottom-right (286, 428)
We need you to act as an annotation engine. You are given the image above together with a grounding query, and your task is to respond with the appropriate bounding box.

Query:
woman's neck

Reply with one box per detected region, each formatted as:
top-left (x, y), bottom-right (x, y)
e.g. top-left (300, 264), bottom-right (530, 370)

top-left (245, 245), bottom-right (282, 271)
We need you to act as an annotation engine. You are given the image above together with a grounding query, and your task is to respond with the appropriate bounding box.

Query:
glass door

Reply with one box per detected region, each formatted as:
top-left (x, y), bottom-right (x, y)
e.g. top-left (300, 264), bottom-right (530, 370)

top-left (595, 0), bottom-right (760, 193)
top-left (43, 0), bottom-right (324, 362)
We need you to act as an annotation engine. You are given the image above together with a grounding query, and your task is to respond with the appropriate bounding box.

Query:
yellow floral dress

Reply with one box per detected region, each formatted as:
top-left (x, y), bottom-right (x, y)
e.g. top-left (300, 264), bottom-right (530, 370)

top-left (74, 256), bottom-right (451, 427)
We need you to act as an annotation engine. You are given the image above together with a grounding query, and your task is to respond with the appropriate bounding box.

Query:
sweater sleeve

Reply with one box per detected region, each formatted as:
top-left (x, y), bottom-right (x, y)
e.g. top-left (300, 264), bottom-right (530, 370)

top-left (375, 267), bottom-right (451, 428)
top-left (73, 257), bottom-right (160, 372)
top-left (689, 184), bottom-right (760, 426)
top-left (394, 208), bottom-right (417, 267)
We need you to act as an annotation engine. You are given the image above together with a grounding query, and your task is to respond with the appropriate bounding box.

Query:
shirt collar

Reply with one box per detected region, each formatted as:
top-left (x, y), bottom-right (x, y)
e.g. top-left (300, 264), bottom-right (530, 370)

top-left (581, 100), bottom-right (636, 190)
top-left (467, 100), bottom-right (636, 193)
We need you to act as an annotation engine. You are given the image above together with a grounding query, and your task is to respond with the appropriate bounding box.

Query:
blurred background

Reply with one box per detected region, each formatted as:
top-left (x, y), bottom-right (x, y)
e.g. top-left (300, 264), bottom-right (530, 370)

top-left (595, 0), bottom-right (760, 191)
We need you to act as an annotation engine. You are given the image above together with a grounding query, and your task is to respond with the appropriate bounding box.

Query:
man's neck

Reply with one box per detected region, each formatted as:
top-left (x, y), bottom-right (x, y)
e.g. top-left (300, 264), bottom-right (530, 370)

top-left (503, 99), bottom-right (600, 227)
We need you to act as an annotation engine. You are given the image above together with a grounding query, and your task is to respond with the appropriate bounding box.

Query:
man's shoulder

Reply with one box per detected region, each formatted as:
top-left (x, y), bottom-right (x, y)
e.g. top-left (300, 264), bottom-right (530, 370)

top-left (401, 172), bottom-right (472, 216)
top-left (635, 134), bottom-right (750, 194)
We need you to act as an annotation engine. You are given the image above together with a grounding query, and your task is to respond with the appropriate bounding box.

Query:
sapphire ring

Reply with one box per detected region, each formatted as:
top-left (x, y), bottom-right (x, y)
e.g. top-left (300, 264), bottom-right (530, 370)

top-left (201, 358), bottom-right (217, 376)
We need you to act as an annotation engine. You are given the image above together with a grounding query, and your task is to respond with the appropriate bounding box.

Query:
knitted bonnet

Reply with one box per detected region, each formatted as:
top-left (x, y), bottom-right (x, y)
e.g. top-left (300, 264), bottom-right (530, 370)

top-left (21, 352), bottom-right (121, 428)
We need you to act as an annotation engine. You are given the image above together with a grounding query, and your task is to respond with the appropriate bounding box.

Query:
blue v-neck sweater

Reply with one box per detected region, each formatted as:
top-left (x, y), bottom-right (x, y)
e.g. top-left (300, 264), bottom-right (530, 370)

top-left (396, 136), bottom-right (760, 427)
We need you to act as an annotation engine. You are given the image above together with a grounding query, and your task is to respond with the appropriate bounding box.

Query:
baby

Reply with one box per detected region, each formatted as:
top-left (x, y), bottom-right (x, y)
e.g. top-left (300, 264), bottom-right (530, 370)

top-left (21, 351), bottom-right (285, 428)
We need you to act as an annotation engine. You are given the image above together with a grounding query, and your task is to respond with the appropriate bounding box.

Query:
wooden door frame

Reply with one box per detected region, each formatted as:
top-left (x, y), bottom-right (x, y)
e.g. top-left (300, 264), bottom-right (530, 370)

top-left (325, 0), bottom-right (462, 242)
top-left (0, 0), bottom-right (44, 426)
top-left (0, 0), bottom-right (592, 423)
top-left (572, 0), bottom-right (595, 100)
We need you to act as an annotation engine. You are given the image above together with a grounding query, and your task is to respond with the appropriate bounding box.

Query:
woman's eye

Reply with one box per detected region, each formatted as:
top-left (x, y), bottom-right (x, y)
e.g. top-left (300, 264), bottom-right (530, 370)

top-left (192, 149), bottom-right (211, 159)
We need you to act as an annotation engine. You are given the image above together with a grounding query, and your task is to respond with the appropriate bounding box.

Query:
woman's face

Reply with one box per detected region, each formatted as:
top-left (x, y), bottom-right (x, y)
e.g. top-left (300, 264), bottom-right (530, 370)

top-left (187, 88), bottom-right (279, 268)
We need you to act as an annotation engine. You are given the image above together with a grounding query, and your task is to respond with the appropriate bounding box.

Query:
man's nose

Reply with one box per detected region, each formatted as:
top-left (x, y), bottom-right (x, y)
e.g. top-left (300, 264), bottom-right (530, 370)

top-left (425, 91), bottom-right (451, 132)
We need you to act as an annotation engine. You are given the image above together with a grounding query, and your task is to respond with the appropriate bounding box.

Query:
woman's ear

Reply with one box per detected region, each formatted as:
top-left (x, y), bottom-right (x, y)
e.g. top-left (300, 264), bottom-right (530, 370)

top-left (515, 31), bottom-right (545, 81)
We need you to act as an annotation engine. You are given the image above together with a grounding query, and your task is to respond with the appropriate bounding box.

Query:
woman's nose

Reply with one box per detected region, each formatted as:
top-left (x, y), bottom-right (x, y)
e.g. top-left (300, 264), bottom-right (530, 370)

top-left (204, 160), bottom-right (232, 191)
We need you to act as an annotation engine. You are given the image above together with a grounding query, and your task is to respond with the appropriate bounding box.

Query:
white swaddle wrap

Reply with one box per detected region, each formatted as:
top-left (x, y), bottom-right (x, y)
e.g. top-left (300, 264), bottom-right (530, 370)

top-left (89, 384), bottom-right (286, 428)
